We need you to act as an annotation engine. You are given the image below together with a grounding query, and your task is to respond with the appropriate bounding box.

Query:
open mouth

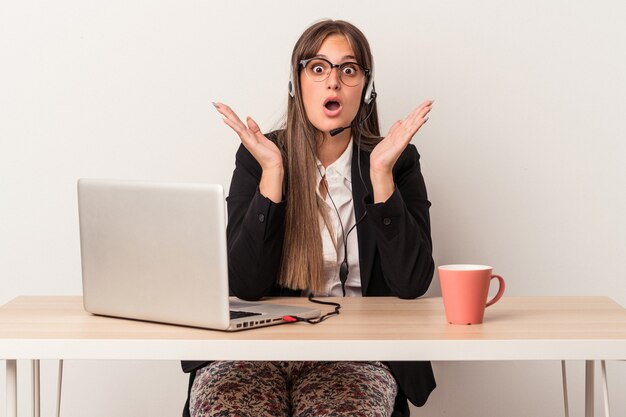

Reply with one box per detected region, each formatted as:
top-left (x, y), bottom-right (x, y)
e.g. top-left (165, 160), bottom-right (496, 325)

top-left (324, 100), bottom-right (341, 111)
top-left (323, 98), bottom-right (342, 117)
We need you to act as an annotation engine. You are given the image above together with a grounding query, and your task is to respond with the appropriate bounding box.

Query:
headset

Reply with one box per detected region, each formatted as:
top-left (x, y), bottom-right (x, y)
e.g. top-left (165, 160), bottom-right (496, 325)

top-left (288, 57), bottom-right (376, 105)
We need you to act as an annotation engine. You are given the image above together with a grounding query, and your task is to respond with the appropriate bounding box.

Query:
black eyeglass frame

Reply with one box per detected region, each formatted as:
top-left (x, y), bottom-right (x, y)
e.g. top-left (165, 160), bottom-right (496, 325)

top-left (299, 57), bottom-right (370, 86)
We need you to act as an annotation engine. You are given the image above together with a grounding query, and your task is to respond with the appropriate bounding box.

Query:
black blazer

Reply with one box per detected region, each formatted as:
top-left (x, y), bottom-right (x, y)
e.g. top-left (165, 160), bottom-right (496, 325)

top-left (182, 133), bottom-right (436, 417)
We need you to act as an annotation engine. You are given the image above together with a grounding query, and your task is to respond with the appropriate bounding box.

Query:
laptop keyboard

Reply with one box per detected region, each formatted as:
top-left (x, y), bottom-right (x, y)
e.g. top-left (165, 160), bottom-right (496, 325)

top-left (230, 310), bottom-right (262, 320)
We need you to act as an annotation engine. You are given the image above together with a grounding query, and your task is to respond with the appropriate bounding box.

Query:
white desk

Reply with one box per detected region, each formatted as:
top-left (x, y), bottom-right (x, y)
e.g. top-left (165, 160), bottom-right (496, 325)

top-left (2, 296), bottom-right (626, 416)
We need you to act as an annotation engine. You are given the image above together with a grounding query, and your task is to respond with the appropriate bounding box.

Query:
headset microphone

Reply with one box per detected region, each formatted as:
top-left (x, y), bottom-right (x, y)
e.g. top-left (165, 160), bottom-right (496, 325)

top-left (329, 126), bottom-right (347, 137)
top-left (329, 91), bottom-right (377, 137)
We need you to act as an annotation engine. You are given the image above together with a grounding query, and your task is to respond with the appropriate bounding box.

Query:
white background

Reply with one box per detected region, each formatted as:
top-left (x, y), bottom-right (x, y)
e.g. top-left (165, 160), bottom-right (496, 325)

top-left (1, 1), bottom-right (625, 416)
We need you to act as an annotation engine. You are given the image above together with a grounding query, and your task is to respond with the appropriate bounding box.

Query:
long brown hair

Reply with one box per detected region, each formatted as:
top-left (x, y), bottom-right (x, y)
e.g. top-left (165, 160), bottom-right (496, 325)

top-left (276, 19), bottom-right (381, 292)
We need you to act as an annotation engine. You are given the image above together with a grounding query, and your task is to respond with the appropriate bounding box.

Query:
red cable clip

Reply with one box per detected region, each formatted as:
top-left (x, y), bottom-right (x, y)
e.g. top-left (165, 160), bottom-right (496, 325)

top-left (282, 315), bottom-right (298, 323)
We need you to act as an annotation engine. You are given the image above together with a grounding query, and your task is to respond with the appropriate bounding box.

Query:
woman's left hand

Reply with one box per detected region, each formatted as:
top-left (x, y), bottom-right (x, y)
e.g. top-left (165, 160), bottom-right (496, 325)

top-left (369, 100), bottom-right (433, 203)
top-left (370, 100), bottom-right (433, 176)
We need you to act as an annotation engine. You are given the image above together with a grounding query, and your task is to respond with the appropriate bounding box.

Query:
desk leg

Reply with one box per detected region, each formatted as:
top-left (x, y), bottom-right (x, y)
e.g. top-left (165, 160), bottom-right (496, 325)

top-left (601, 361), bottom-right (610, 417)
top-left (32, 359), bottom-right (40, 417)
top-left (56, 360), bottom-right (64, 417)
top-left (7, 360), bottom-right (17, 417)
top-left (561, 361), bottom-right (570, 417)
top-left (585, 360), bottom-right (595, 417)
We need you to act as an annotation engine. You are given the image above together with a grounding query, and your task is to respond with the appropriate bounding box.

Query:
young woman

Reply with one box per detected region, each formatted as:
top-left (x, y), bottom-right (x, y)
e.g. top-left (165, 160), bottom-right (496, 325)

top-left (182, 19), bottom-right (435, 417)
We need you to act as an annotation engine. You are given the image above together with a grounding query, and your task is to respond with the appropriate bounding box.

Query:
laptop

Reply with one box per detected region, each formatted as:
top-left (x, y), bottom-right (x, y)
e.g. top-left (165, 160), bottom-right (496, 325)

top-left (77, 179), bottom-right (320, 331)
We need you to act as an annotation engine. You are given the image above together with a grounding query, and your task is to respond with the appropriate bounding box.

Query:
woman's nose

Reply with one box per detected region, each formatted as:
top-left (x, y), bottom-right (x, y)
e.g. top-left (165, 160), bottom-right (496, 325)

top-left (326, 67), bottom-right (341, 90)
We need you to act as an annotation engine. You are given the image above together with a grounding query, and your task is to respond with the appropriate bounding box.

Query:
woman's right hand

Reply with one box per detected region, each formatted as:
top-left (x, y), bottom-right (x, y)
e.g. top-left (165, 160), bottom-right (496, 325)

top-left (214, 102), bottom-right (284, 202)
top-left (213, 102), bottom-right (283, 172)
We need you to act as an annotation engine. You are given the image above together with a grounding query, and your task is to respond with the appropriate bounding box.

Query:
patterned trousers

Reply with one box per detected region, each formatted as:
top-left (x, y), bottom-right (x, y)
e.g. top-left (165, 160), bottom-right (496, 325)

top-left (190, 361), bottom-right (398, 417)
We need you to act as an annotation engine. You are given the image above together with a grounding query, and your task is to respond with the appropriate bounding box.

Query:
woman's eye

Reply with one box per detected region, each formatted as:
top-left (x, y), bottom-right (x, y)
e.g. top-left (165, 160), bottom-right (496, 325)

top-left (342, 66), bottom-right (357, 76)
top-left (312, 65), bottom-right (325, 74)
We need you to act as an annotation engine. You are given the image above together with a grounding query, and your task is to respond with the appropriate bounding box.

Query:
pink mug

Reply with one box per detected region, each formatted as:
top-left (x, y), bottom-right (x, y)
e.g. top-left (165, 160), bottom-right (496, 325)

top-left (438, 265), bottom-right (505, 325)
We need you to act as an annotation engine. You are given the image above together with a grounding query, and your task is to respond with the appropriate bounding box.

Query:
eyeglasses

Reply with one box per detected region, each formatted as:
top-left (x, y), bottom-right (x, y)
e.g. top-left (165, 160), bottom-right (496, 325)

top-left (299, 57), bottom-right (370, 87)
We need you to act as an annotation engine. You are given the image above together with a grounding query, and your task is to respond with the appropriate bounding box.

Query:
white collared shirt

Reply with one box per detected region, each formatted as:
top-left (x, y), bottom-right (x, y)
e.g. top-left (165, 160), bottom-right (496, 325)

top-left (314, 138), bottom-right (362, 297)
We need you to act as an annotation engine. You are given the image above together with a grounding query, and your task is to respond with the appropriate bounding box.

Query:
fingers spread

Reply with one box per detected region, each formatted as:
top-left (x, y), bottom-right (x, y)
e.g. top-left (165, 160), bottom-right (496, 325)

top-left (413, 100), bottom-right (433, 120)
top-left (215, 103), bottom-right (257, 146)
top-left (418, 101), bottom-right (433, 119)
top-left (405, 100), bottom-right (433, 131)
top-left (215, 102), bottom-right (246, 128)
top-left (221, 116), bottom-right (239, 131)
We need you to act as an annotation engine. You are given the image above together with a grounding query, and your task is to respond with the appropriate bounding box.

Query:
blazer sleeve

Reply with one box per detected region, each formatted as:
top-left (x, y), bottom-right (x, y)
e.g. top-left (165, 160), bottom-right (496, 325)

top-left (226, 143), bottom-right (287, 301)
top-left (364, 144), bottom-right (434, 299)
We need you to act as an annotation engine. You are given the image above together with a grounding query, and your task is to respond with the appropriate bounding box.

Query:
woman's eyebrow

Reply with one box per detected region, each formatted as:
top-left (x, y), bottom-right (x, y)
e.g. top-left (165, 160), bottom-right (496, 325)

top-left (316, 54), bottom-right (357, 61)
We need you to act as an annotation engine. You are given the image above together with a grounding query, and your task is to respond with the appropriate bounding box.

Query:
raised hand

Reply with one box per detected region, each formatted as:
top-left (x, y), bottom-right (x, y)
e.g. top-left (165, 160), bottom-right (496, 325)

top-left (370, 100), bottom-right (433, 175)
top-left (369, 100), bottom-right (433, 202)
top-left (213, 102), bottom-right (284, 202)
top-left (213, 102), bottom-right (283, 172)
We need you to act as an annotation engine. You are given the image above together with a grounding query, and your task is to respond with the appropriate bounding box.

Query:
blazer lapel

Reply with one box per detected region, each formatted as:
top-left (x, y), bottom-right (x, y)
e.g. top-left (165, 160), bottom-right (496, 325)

top-left (351, 141), bottom-right (376, 295)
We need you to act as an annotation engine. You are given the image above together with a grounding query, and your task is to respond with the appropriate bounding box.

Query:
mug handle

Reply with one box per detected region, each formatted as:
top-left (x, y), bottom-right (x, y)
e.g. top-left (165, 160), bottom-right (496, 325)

top-left (485, 275), bottom-right (505, 307)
